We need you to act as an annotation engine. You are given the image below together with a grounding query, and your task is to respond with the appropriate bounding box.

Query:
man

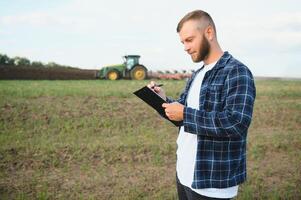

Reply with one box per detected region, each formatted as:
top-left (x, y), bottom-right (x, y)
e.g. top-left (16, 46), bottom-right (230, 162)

top-left (148, 10), bottom-right (256, 200)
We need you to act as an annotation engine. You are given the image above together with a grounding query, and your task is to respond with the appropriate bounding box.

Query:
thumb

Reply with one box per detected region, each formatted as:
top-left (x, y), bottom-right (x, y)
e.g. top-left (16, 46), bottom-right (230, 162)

top-left (162, 103), bottom-right (168, 108)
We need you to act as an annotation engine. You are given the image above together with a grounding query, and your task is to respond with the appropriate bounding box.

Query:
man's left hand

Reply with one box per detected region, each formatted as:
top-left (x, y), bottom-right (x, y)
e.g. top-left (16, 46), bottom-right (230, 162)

top-left (162, 102), bottom-right (184, 121)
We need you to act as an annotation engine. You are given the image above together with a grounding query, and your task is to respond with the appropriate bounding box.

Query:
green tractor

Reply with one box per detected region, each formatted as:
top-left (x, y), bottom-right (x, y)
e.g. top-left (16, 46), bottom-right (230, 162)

top-left (98, 55), bottom-right (148, 80)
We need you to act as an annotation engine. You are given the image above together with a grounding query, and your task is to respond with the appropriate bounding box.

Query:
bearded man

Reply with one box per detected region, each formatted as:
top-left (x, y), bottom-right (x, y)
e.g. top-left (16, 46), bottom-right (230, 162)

top-left (148, 10), bottom-right (256, 200)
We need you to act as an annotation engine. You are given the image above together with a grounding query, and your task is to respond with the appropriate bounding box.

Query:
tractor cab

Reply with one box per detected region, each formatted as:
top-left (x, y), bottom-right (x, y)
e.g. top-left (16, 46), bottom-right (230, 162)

top-left (123, 55), bottom-right (140, 69)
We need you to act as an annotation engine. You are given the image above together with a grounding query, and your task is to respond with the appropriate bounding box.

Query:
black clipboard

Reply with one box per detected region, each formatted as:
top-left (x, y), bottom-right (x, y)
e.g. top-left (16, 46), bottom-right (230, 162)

top-left (133, 86), bottom-right (182, 126)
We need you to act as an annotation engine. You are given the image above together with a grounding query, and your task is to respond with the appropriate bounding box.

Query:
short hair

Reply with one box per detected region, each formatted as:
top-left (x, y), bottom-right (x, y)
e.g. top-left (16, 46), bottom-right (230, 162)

top-left (176, 10), bottom-right (216, 34)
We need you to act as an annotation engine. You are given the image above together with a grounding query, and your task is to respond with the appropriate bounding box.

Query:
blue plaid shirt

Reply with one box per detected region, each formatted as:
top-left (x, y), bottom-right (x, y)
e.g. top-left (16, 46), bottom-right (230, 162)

top-left (167, 52), bottom-right (256, 189)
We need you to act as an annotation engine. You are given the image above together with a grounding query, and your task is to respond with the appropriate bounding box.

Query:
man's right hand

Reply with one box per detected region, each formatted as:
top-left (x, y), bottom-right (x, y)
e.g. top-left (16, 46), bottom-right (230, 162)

top-left (147, 81), bottom-right (167, 101)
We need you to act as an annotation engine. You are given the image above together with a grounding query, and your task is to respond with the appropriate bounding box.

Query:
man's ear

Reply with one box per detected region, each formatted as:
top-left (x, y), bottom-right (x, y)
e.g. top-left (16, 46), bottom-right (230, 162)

top-left (205, 26), bottom-right (214, 41)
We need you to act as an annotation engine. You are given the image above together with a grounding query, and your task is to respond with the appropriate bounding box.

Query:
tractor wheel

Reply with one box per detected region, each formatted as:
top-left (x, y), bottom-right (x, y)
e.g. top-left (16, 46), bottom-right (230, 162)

top-left (130, 65), bottom-right (147, 80)
top-left (106, 70), bottom-right (119, 80)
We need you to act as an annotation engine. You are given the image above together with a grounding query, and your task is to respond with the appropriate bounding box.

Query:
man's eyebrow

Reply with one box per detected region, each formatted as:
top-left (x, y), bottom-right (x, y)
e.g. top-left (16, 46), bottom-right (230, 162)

top-left (181, 36), bottom-right (193, 44)
top-left (185, 36), bottom-right (194, 41)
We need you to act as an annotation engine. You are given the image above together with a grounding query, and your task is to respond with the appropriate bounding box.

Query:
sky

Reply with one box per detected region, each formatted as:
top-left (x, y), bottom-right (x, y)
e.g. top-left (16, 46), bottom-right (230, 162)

top-left (0, 0), bottom-right (301, 78)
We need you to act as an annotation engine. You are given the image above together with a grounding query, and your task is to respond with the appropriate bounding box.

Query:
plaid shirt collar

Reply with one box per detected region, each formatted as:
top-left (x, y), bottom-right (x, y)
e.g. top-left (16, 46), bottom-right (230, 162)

top-left (190, 51), bottom-right (231, 82)
top-left (211, 51), bottom-right (231, 71)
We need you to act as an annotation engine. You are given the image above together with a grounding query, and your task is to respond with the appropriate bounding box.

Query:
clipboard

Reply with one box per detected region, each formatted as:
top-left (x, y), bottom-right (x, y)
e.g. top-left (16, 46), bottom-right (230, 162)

top-left (133, 86), bottom-right (182, 126)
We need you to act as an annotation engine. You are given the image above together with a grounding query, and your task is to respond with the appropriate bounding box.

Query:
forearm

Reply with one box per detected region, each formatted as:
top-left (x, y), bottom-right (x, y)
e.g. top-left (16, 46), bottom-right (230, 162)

top-left (183, 107), bottom-right (251, 138)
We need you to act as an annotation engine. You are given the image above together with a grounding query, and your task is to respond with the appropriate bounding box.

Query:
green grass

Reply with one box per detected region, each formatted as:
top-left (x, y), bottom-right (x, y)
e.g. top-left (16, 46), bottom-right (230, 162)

top-left (0, 79), bottom-right (300, 199)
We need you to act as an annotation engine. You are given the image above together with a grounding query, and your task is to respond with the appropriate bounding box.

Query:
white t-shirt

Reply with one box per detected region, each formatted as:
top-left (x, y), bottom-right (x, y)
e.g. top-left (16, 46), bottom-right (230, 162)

top-left (176, 61), bottom-right (239, 199)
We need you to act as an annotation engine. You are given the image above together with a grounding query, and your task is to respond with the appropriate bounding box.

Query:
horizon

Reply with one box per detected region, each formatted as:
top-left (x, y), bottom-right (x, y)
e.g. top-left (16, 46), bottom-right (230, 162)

top-left (1, 51), bottom-right (301, 79)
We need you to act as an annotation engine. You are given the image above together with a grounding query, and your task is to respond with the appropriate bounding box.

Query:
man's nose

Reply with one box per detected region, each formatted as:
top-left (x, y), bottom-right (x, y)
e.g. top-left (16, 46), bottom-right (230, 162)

top-left (184, 44), bottom-right (190, 52)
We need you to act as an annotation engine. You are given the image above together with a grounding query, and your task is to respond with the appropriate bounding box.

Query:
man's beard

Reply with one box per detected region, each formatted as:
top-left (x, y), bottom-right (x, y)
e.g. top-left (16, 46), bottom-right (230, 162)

top-left (194, 35), bottom-right (210, 62)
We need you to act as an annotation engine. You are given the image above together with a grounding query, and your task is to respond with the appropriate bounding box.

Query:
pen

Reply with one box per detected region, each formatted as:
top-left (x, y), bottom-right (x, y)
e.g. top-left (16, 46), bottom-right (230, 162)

top-left (151, 84), bottom-right (163, 89)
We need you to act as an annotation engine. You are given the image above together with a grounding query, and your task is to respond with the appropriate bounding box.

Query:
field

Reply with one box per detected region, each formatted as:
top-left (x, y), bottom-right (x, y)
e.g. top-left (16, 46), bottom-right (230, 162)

top-left (0, 79), bottom-right (300, 200)
top-left (0, 66), bottom-right (97, 80)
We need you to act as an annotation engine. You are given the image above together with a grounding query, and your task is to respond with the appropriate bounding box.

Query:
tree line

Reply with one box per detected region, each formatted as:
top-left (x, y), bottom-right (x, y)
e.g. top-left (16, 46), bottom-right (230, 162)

top-left (0, 53), bottom-right (76, 69)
